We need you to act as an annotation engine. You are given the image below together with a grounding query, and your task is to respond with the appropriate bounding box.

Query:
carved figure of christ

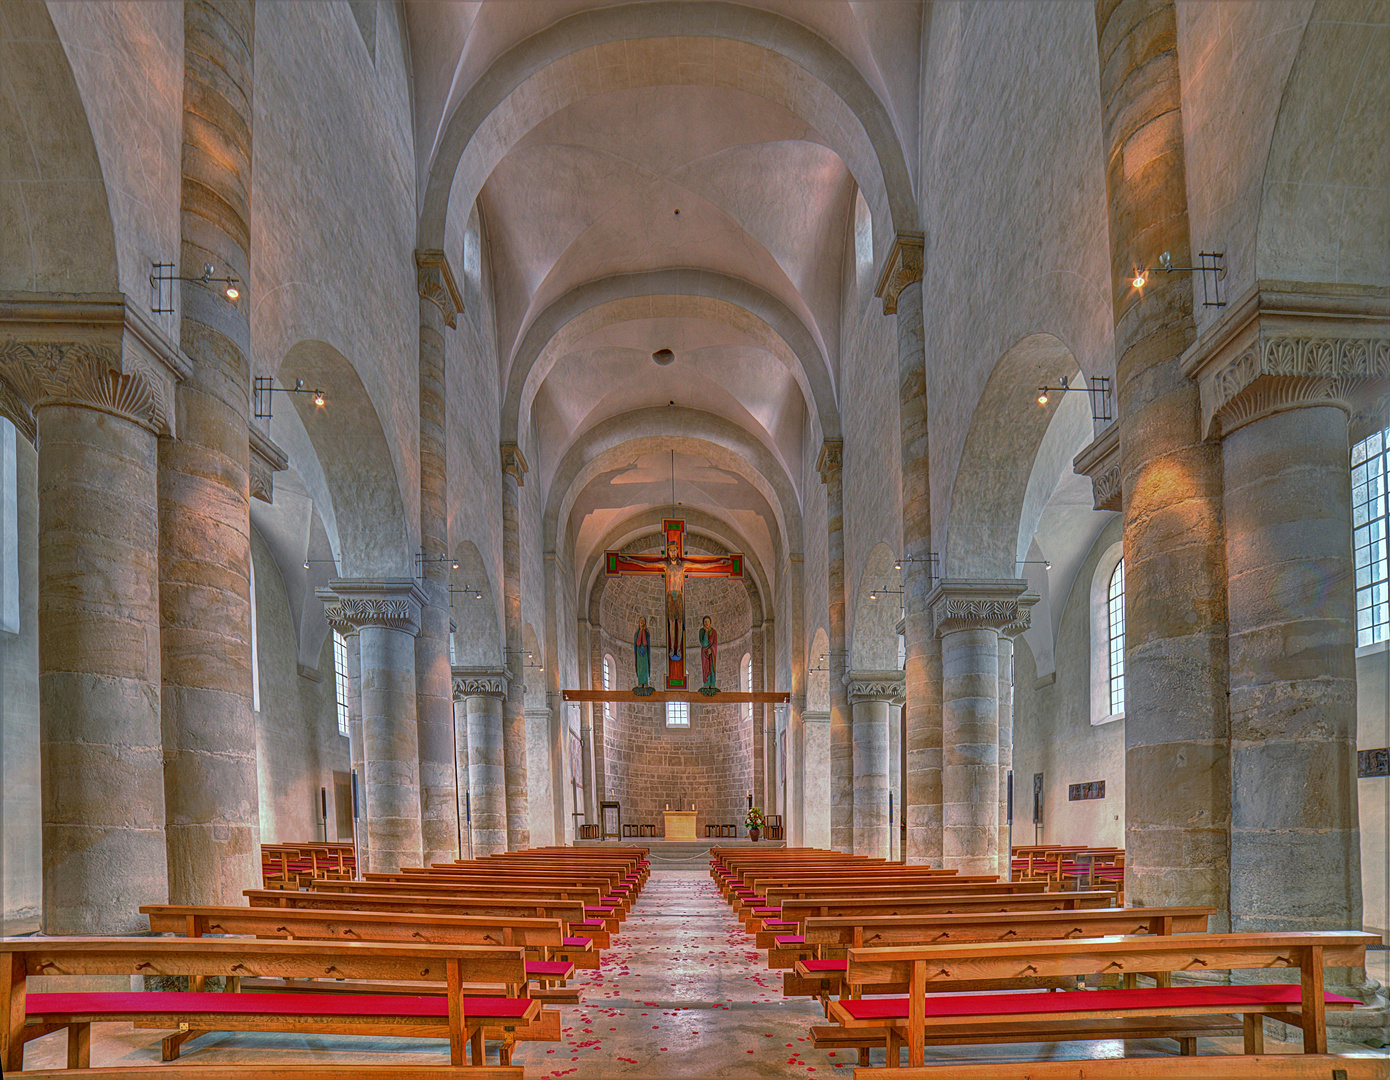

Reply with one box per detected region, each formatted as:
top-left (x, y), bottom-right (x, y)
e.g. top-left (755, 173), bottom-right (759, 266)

top-left (604, 519), bottom-right (744, 690)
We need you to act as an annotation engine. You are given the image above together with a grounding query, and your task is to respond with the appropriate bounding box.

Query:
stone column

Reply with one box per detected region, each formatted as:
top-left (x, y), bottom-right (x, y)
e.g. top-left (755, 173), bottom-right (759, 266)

top-left (1187, 294), bottom-right (1390, 932)
top-left (414, 252), bottom-right (464, 866)
top-left (785, 551), bottom-right (806, 846)
top-left (997, 630), bottom-right (1018, 880)
top-left (818, 441), bottom-right (852, 852)
top-left (847, 671), bottom-right (905, 858)
top-left (751, 620), bottom-right (765, 817)
top-left (500, 444), bottom-right (529, 850)
top-left (323, 600), bottom-right (366, 864)
top-left (159, 0), bottom-right (259, 906)
top-left (333, 579), bottom-right (426, 872)
top-left (452, 666), bottom-right (510, 858)
top-left (876, 234), bottom-right (942, 865)
top-left (576, 619), bottom-right (596, 822)
top-left (930, 581), bottom-right (1031, 876)
top-left (1093, 0), bottom-right (1230, 920)
top-left (763, 618), bottom-right (776, 810)
top-left (589, 621), bottom-right (607, 807)
top-left (0, 308), bottom-right (182, 933)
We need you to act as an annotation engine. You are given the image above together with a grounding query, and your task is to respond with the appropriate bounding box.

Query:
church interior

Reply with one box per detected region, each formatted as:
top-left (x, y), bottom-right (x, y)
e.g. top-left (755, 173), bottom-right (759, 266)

top-left (1, 0), bottom-right (1389, 1075)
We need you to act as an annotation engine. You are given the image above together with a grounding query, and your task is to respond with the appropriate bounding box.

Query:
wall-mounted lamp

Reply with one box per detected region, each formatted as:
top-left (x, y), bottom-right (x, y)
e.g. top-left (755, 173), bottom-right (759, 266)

top-left (303, 556), bottom-right (338, 571)
top-left (869, 584), bottom-right (905, 602)
top-left (1131, 250), bottom-right (1226, 307)
top-left (449, 585), bottom-right (486, 601)
top-left (1035, 375), bottom-right (1113, 430)
top-left (149, 261), bottom-right (242, 314)
top-left (415, 550), bottom-right (459, 580)
top-left (892, 552), bottom-right (941, 585)
top-left (1018, 559), bottom-right (1052, 572)
top-left (253, 377), bottom-right (327, 422)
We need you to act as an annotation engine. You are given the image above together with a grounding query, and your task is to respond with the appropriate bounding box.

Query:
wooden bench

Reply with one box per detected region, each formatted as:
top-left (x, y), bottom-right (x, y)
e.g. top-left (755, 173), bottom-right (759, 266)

top-left (829, 931), bottom-right (1376, 1067)
top-left (850, 1055), bottom-right (1390, 1079)
top-left (310, 882), bottom-right (620, 932)
top-left (244, 891), bottom-right (610, 950)
top-left (0, 937), bottom-right (545, 1073)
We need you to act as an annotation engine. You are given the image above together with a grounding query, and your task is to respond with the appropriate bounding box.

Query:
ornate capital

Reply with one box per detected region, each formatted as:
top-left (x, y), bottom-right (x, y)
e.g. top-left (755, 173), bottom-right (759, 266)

top-left (1182, 282), bottom-right (1390, 440)
top-left (1072, 421), bottom-right (1121, 513)
top-left (928, 579), bottom-right (1035, 636)
top-left (874, 233), bottom-right (925, 316)
top-left (249, 423), bottom-right (288, 504)
top-left (415, 250), bottom-right (464, 329)
top-left (320, 600), bottom-right (357, 637)
top-left (844, 669), bottom-right (905, 705)
top-left (816, 439), bottom-right (843, 485)
top-left (322, 579), bottom-right (427, 636)
top-left (0, 292), bottom-right (189, 439)
top-left (500, 442), bottom-right (529, 486)
top-left (452, 665), bottom-right (511, 701)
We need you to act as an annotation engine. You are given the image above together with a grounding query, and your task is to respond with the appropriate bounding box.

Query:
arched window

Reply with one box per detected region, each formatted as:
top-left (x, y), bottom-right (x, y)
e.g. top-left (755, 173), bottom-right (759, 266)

top-left (1107, 559), bottom-right (1125, 716)
top-left (333, 630), bottom-right (350, 737)
top-left (1353, 427), bottom-right (1390, 646)
top-left (743, 653), bottom-right (753, 725)
top-left (602, 654), bottom-right (614, 723)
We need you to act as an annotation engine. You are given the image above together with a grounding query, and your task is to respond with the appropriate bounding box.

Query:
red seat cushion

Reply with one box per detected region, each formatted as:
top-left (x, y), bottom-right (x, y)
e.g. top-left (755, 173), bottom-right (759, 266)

top-left (837, 985), bottom-right (1359, 1022)
top-left (575, 919), bottom-right (604, 928)
top-left (585, 907), bottom-right (615, 915)
top-left (526, 962), bottom-right (574, 978)
top-left (562, 936), bottom-right (592, 948)
top-left (27, 991), bottom-right (534, 1021)
top-left (763, 920), bottom-right (795, 927)
top-left (774, 935), bottom-right (806, 946)
top-left (801, 960), bottom-right (847, 973)
top-left (752, 907), bottom-right (780, 915)
top-left (601, 895), bottom-right (625, 904)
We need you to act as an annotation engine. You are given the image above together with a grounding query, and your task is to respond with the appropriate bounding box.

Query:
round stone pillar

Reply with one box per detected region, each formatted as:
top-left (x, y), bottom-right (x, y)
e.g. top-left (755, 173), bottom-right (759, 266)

top-left (323, 604), bottom-right (367, 863)
top-left (847, 671), bottom-right (904, 858)
top-left (1, 321), bottom-right (183, 933)
top-left (819, 441), bottom-right (852, 853)
top-left (931, 581), bottom-right (1032, 876)
top-left (997, 633), bottom-right (1016, 880)
top-left (452, 667), bottom-right (509, 857)
top-left (876, 235), bottom-right (943, 866)
top-left (334, 580), bottom-right (426, 873)
top-left (500, 444), bottom-right (529, 850)
top-left (38, 401), bottom-right (168, 933)
top-left (1187, 311), bottom-right (1390, 935)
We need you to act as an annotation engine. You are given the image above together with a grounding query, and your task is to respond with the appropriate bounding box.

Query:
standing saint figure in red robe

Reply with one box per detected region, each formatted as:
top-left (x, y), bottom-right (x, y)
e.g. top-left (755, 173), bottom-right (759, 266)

top-left (699, 615), bottom-right (718, 691)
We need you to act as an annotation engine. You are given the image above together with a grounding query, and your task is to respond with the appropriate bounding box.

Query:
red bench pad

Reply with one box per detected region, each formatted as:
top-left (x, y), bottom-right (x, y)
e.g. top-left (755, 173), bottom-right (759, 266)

top-left (837, 985), bottom-right (1359, 1022)
top-left (800, 960), bottom-right (847, 973)
top-left (28, 992), bottom-right (534, 1020)
top-left (574, 919), bottom-right (605, 928)
top-left (562, 936), bottom-right (592, 948)
top-left (774, 935), bottom-right (806, 946)
top-left (526, 962), bottom-right (575, 978)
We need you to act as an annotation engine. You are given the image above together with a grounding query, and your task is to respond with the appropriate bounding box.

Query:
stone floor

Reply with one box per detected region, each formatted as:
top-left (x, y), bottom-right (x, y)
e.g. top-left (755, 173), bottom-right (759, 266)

top-left (19, 869), bottom-right (1390, 1076)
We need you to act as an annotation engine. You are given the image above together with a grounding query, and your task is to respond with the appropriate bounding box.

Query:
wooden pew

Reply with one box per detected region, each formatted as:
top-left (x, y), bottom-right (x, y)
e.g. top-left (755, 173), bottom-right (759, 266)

top-left (7, 1068), bottom-right (533, 1080)
top-left (0, 937), bottom-right (540, 1073)
top-left (309, 882), bottom-right (620, 932)
top-left (830, 931), bottom-right (1376, 1067)
top-left (245, 890), bottom-right (611, 950)
top-left (850, 1056), bottom-right (1390, 1079)
top-left (755, 892), bottom-right (1119, 949)
top-left (373, 871), bottom-right (633, 920)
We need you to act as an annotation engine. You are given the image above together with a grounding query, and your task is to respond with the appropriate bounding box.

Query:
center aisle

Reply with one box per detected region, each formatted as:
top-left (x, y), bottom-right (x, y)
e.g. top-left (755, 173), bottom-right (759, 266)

top-left (514, 868), bottom-right (831, 1079)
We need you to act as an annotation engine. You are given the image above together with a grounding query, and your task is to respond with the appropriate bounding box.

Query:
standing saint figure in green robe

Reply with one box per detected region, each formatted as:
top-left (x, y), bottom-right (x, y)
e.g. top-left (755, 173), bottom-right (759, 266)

top-left (633, 616), bottom-right (651, 691)
top-left (699, 615), bottom-right (718, 691)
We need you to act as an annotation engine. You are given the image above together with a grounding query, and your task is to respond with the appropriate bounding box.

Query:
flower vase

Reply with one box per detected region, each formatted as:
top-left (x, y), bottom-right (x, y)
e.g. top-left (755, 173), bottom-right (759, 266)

top-left (749, 827), bottom-right (761, 842)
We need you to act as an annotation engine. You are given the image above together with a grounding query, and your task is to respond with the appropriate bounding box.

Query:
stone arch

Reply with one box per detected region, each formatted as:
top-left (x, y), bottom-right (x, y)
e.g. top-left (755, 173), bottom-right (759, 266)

top-left (578, 507), bottom-right (771, 629)
top-left (0, 5), bottom-right (118, 293)
top-left (943, 333), bottom-right (1086, 578)
top-left (421, 3), bottom-right (918, 268)
top-left (450, 539), bottom-right (501, 666)
top-left (278, 341), bottom-right (411, 577)
top-left (546, 407), bottom-right (802, 563)
top-left (1256, 0), bottom-right (1390, 288)
top-left (807, 626), bottom-right (831, 713)
top-left (505, 270), bottom-right (839, 445)
top-left (850, 541), bottom-right (901, 670)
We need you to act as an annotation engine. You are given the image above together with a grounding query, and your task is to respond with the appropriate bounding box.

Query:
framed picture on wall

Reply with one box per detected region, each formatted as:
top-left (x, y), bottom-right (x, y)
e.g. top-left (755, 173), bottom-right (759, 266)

top-left (1032, 772), bottom-right (1044, 826)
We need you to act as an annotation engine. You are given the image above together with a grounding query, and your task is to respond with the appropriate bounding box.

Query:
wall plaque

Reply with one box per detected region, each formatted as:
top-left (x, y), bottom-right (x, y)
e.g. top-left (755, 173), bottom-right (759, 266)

top-left (1359, 748), bottom-right (1389, 778)
top-left (1068, 780), bottom-right (1105, 801)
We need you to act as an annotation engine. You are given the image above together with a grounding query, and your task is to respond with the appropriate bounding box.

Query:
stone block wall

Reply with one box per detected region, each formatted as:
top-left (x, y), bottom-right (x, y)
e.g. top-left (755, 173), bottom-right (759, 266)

top-left (598, 535), bottom-right (754, 833)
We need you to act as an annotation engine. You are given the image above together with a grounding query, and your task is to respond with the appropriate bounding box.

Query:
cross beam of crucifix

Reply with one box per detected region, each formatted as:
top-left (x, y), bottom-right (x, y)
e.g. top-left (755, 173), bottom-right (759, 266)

top-left (604, 519), bottom-right (743, 690)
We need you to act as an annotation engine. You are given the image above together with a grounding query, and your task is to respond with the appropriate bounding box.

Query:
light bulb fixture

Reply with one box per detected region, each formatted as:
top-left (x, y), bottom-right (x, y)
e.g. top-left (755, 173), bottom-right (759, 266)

top-left (1033, 375), bottom-right (1114, 428)
top-left (1133, 250), bottom-right (1227, 307)
top-left (1037, 376), bottom-right (1068, 407)
top-left (870, 589), bottom-right (879, 601)
top-left (149, 260), bottom-right (242, 313)
top-left (303, 556), bottom-right (337, 572)
top-left (253, 376), bottom-right (328, 421)
top-left (304, 558), bottom-right (310, 569)
top-left (652, 348), bottom-right (675, 366)
top-left (1018, 559), bottom-right (1052, 573)
top-left (475, 590), bottom-right (483, 600)
top-left (415, 550), bottom-right (457, 580)
top-left (1037, 390), bottom-right (1050, 406)
top-left (893, 560), bottom-right (901, 571)
top-left (452, 559), bottom-right (460, 570)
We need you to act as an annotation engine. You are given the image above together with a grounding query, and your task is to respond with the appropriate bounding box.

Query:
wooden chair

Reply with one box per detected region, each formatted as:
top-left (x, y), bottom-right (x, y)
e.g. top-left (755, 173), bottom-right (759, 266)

top-left (851, 1055), bottom-right (1390, 1079)
top-left (764, 814), bottom-right (784, 839)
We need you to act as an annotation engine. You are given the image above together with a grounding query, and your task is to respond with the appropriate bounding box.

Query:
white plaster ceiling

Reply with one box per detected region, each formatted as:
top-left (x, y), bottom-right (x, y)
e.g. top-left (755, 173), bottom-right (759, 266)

top-left (568, 448), bottom-right (778, 590)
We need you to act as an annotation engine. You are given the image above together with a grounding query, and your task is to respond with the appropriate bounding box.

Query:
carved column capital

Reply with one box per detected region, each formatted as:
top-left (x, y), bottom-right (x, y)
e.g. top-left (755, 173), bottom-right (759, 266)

top-left (1073, 421), bottom-right (1121, 512)
top-left (844, 669), bottom-right (905, 706)
top-left (0, 293), bottom-right (191, 439)
top-left (321, 579), bottom-right (427, 636)
top-left (452, 665), bottom-right (512, 701)
top-left (873, 233), bottom-right (925, 316)
top-left (249, 424), bottom-right (288, 504)
top-left (928, 579), bottom-right (1036, 637)
top-left (1182, 282), bottom-right (1390, 440)
top-left (501, 441), bottom-right (529, 486)
top-left (319, 600), bottom-right (357, 637)
top-left (816, 439), bottom-right (843, 485)
top-left (416, 250), bottom-right (464, 329)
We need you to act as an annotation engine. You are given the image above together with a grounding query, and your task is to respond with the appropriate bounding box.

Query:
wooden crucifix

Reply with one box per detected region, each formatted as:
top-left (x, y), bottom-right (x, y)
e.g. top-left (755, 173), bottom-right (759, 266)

top-left (605, 519), bottom-right (743, 690)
